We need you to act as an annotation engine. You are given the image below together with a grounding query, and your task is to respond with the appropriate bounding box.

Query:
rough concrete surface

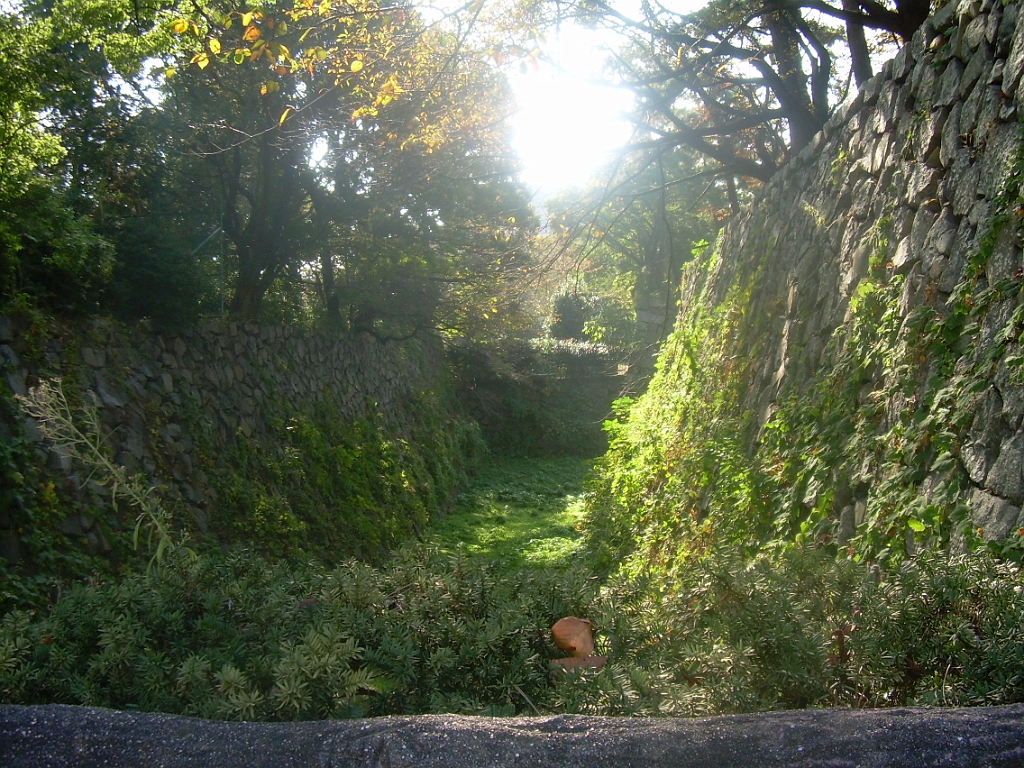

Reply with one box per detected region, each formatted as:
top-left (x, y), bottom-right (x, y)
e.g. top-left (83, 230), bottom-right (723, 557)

top-left (2, 704), bottom-right (1024, 767)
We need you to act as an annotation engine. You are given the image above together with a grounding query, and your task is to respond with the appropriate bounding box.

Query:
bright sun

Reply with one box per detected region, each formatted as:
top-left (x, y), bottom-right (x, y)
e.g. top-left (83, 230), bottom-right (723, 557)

top-left (505, 28), bottom-right (634, 204)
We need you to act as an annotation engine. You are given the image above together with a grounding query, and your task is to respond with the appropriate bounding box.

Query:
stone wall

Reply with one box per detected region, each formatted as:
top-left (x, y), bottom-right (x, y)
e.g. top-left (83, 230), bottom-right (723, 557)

top-left (0, 316), bottom-right (444, 567)
top-left (679, 0), bottom-right (1024, 543)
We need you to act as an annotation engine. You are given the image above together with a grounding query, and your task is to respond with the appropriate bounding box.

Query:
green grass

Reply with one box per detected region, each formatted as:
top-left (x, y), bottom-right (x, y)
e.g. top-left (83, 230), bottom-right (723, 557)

top-left (422, 456), bottom-right (591, 570)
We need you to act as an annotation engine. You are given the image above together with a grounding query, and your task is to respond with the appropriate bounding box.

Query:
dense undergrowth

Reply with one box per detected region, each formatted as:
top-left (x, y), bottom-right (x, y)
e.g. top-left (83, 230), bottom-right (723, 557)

top-left (3, 540), bottom-right (1024, 717)
top-left (425, 456), bottom-right (589, 570)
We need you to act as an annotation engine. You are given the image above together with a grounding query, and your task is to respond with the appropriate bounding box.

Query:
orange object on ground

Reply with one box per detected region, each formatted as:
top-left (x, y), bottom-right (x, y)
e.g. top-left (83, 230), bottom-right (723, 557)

top-left (551, 616), bottom-right (594, 658)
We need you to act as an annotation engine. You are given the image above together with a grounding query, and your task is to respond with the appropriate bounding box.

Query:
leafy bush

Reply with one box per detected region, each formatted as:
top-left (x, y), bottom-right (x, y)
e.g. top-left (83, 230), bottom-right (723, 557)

top-left (450, 341), bottom-right (621, 458)
top-left (0, 546), bottom-right (593, 718)
top-left (3, 545), bottom-right (1024, 719)
top-left (551, 547), bottom-right (1024, 716)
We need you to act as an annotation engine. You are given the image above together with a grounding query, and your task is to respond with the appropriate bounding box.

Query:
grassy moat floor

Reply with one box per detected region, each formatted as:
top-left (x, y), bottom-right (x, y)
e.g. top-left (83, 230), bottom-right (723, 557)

top-left (422, 456), bottom-right (592, 571)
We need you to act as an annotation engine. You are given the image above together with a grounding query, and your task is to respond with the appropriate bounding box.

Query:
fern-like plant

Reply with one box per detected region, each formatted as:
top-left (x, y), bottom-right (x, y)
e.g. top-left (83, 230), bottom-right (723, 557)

top-left (16, 378), bottom-right (192, 570)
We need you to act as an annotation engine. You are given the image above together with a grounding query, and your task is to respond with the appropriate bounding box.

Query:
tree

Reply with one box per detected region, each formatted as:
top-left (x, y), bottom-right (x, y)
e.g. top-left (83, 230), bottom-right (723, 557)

top-left (164, 0), bottom-right (535, 333)
top-left (0, 6), bottom-right (117, 313)
top-left (537, 0), bottom-right (921, 182)
top-left (0, 0), bottom-right (205, 318)
top-left (542, 142), bottom-right (735, 360)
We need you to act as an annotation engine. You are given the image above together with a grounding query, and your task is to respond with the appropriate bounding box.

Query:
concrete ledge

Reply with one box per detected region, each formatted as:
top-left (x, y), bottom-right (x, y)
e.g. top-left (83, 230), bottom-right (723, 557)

top-left (2, 703), bottom-right (1024, 767)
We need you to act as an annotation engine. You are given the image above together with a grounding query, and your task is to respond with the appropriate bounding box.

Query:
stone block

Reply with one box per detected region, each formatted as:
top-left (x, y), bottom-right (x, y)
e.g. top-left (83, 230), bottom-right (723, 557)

top-left (898, 264), bottom-right (927, 316)
top-left (940, 101), bottom-right (964, 168)
top-left (93, 374), bottom-right (126, 409)
top-left (969, 488), bottom-right (1022, 540)
top-left (996, 2), bottom-right (1018, 54)
top-left (986, 224), bottom-right (1022, 284)
top-left (890, 45), bottom-right (913, 83)
top-left (959, 76), bottom-right (990, 138)
top-left (985, 431), bottom-right (1024, 504)
top-left (995, 354), bottom-right (1024, 430)
top-left (949, 156), bottom-right (982, 216)
top-left (1003, 16), bottom-right (1024, 98)
top-left (980, 121), bottom-right (1020, 199)
top-left (964, 13), bottom-right (989, 50)
top-left (0, 344), bottom-right (20, 368)
top-left (936, 59), bottom-right (967, 107)
top-left (60, 514), bottom-right (84, 538)
top-left (905, 164), bottom-right (942, 209)
top-left (975, 85), bottom-right (1004, 138)
top-left (912, 59), bottom-right (939, 107)
top-left (81, 347), bottom-right (105, 368)
top-left (985, 4), bottom-right (1003, 45)
top-left (870, 133), bottom-right (895, 174)
top-left (960, 41), bottom-right (992, 95)
top-left (892, 238), bottom-right (917, 273)
top-left (48, 449), bottom-right (72, 473)
top-left (957, 0), bottom-right (982, 22)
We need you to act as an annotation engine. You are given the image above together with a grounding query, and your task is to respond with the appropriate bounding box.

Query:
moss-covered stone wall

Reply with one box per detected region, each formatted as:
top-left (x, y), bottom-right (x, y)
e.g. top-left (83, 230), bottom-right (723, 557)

top-left (0, 316), bottom-right (479, 595)
top-left (587, 0), bottom-right (1024, 570)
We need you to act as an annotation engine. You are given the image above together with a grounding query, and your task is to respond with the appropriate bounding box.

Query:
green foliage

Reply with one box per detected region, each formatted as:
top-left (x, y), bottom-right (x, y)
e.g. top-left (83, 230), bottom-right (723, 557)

top-left (16, 379), bottom-right (193, 572)
top-left (0, 180), bottom-right (115, 316)
top-left (582, 252), bottom-right (766, 575)
top-left (205, 390), bottom-right (483, 562)
top-left (550, 547), bottom-right (1024, 715)
top-left (0, 546), bottom-right (592, 718)
top-left (451, 341), bottom-right (620, 458)
top-left (543, 147), bottom-right (732, 360)
top-left (584, 135), bottom-right (1024, 575)
top-left (425, 456), bottom-right (590, 570)
top-left (4, 541), bottom-right (1024, 718)
top-left (549, 290), bottom-right (591, 341)
top-left (0, 373), bottom-right (119, 611)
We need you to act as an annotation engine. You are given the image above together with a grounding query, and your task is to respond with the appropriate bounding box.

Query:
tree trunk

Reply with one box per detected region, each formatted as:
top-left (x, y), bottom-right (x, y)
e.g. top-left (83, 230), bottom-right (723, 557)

top-left (845, 0), bottom-right (873, 86)
top-left (320, 250), bottom-right (342, 327)
top-left (228, 264), bottom-right (264, 321)
top-left (764, 1), bottom-right (820, 150)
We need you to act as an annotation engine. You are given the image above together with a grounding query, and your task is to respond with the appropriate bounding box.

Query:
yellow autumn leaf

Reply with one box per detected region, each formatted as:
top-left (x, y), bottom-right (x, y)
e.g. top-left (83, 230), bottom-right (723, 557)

top-left (172, 19), bottom-right (189, 34)
top-left (164, 66), bottom-right (176, 78)
top-left (279, 107), bottom-right (292, 125)
top-left (243, 25), bottom-right (261, 42)
top-left (241, 11), bottom-right (253, 26)
top-left (209, 38), bottom-right (221, 54)
top-left (193, 52), bottom-right (210, 70)
top-left (350, 59), bottom-right (363, 72)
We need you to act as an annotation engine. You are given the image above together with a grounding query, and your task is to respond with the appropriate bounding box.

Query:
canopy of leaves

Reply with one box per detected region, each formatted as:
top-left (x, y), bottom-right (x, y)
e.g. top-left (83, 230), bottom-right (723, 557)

top-left (519, 0), bottom-right (918, 180)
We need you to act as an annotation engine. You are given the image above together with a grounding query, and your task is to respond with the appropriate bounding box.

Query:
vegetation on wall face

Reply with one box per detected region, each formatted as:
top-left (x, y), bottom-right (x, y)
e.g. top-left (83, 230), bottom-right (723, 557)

top-left (581, 242), bottom-right (768, 576)
top-left (202, 389), bottom-right (484, 563)
top-left (583, 137), bottom-right (1024, 578)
